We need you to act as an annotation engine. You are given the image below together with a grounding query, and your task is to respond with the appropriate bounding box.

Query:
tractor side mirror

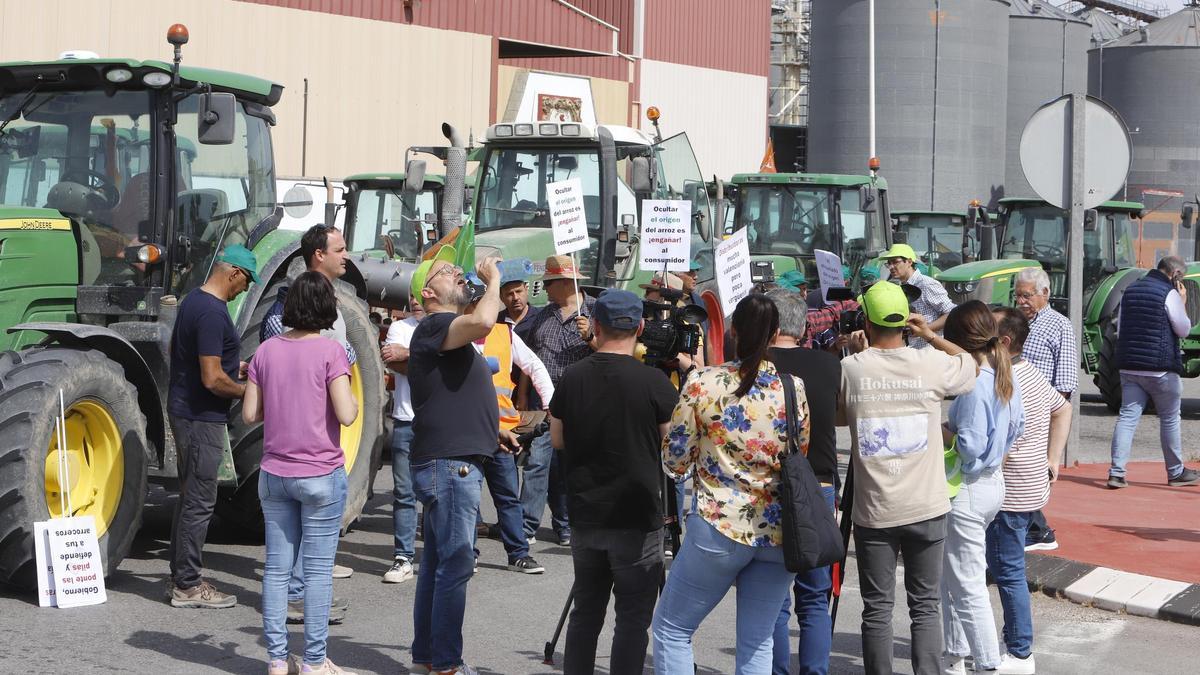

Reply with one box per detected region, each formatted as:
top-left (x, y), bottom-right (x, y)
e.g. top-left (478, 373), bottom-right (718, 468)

top-left (1083, 208), bottom-right (1098, 232)
top-left (197, 92), bottom-right (236, 145)
top-left (1182, 204), bottom-right (1195, 230)
top-left (630, 156), bottom-right (652, 194)
top-left (404, 159), bottom-right (427, 194)
top-left (859, 185), bottom-right (878, 213)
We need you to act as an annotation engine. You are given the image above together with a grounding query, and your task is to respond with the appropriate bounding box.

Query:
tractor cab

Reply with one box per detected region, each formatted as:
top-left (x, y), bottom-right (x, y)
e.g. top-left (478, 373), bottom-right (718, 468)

top-left (731, 172), bottom-right (891, 292)
top-left (471, 120), bottom-right (715, 305)
top-left (341, 172), bottom-right (446, 261)
top-left (891, 210), bottom-right (986, 276)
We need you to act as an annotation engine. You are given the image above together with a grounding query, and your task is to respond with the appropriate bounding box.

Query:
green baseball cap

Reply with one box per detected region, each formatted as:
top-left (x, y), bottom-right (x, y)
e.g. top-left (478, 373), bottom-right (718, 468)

top-left (858, 281), bottom-right (910, 328)
top-left (411, 245), bottom-right (457, 307)
top-left (879, 243), bottom-right (918, 262)
top-left (217, 244), bottom-right (259, 283)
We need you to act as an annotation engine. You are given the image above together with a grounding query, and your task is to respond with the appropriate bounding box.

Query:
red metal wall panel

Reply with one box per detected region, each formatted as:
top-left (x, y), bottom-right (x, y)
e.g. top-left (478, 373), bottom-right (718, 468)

top-left (642, 0), bottom-right (769, 76)
top-left (237, 0), bottom-right (616, 54)
top-left (568, 0), bottom-right (635, 53)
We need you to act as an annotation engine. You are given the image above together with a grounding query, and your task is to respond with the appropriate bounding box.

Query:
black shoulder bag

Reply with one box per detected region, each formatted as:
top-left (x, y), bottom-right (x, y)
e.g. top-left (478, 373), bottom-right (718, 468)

top-left (778, 374), bottom-right (845, 573)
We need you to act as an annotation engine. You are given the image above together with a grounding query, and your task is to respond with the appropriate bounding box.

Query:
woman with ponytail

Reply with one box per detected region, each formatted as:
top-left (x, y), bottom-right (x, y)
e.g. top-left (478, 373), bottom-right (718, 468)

top-left (940, 300), bottom-right (1025, 674)
top-left (652, 294), bottom-right (809, 674)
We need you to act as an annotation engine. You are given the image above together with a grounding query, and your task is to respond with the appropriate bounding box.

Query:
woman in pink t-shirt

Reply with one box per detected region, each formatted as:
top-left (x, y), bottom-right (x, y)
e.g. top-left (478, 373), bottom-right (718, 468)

top-left (243, 271), bottom-right (358, 675)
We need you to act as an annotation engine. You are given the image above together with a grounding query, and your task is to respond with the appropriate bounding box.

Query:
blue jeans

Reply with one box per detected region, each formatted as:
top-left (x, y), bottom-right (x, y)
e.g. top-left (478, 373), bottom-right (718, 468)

top-left (260, 467), bottom-right (347, 665)
top-left (942, 469), bottom-right (1004, 669)
top-left (520, 432), bottom-right (570, 539)
top-left (392, 421), bottom-right (417, 560)
top-left (411, 457), bottom-right (484, 671)
top-left (1110, 372), bottom-right (1185, 480)
top-left (652, 514), bottom-right (794, 674)
top-left (986, 510), bottom-right (1035, 659)
top-left (772, 485), bottom-right (837, 675)
top-left (480, 451), bottom-right (529, 562)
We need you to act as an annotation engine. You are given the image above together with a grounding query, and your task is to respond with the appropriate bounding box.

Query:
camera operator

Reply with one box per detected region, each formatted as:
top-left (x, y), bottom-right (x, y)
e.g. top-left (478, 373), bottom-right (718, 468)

top-left (549, 289), bottom-right (679, 674)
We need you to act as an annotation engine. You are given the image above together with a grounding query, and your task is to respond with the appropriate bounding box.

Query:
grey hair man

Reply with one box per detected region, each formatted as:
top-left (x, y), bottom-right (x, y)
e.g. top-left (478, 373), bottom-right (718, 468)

top-left (1014, 266), bottom-right (1076, 552)
top-left (1108, 255), bottom-right (1199, 488)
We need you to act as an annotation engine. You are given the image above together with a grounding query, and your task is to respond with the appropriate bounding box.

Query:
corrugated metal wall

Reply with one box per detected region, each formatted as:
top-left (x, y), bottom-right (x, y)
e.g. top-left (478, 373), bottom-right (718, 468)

top-left (643, 0), bottom-right (770, 76)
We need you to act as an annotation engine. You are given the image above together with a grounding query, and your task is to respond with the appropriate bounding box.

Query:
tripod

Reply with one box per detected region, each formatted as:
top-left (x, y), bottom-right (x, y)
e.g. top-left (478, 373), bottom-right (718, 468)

top-left (541, 474), bottom-right (683, 666)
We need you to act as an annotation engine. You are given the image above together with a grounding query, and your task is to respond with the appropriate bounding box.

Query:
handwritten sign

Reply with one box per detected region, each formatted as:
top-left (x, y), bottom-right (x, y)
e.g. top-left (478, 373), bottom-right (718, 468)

top-left (716, 227), bottom-right (751, 315)
top-left (548, 178), bottom-right (589, 255)
top-left (814, 249), bottom-right (844, 304)
top-left (39, 515), bottom-right (106, 608)
top-left (639, 199), bottom-right (691, 272)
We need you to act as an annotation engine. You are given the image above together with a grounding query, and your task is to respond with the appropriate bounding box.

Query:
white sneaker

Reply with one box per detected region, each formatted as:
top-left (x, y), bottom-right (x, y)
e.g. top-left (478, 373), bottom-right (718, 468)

top-left (331, 564), bottom-right (353, 579)
top-left (994, 653), bottom-right (1035, 674)
top-left (382, 557), bottom-right (414, 584)
top-left (300, 658), bottom-right (356, 675)
top-left (943, 655), bottom-right (967, 675)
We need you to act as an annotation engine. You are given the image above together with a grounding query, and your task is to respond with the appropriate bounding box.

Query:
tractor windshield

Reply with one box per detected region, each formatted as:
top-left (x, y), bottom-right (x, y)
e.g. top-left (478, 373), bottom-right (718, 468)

top-left (349, 186), bottom-right (439, 260)
top-left (740, 185), bottom-right (832, 257)
top-left (477, 147), bottom-right (601, 233)
top-left (897, 213), bottom-right (966, 270)
top-left (172, 94), bottom-right (276, 296)
top-left (0, 89), bottom-right (155, 285)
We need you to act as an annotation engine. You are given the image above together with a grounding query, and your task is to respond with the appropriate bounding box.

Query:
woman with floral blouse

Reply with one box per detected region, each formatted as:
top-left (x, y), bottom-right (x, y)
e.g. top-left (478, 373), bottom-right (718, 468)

top-left (651, 294), bottom-right (810, 674)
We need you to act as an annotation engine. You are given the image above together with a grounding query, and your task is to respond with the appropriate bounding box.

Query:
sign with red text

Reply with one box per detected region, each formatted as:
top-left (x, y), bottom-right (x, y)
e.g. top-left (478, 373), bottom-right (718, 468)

top-left (548, 178), bottom-right (589, 255)
top-left (639, 200), bottom-right (691, 272)
top-left (40, 515), bottom-right (106, 608)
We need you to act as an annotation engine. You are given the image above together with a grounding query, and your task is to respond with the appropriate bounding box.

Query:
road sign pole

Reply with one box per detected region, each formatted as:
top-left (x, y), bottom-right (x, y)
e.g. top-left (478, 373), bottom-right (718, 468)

top-left (1067, 93), bottom-right (1086, 467)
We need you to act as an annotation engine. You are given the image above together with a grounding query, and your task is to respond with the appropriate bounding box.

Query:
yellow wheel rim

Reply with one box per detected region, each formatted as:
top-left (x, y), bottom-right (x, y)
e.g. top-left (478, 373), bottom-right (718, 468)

top-left (44, 399), bottom-right (124, 537)
top-left (338, 362), bottom-right (364, 472)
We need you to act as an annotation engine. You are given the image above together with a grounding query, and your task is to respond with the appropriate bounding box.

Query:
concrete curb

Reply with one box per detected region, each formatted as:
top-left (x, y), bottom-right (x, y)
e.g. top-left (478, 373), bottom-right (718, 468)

top-left (1025, 553), bottom-right (1200, 625)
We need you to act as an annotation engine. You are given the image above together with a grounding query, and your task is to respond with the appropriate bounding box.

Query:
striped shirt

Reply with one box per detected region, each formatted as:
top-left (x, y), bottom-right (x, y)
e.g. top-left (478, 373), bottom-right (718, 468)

top-left (1023, 305), bottom-right (1077, 394)
top-left (1001, 360), bottom-right (1067, 512)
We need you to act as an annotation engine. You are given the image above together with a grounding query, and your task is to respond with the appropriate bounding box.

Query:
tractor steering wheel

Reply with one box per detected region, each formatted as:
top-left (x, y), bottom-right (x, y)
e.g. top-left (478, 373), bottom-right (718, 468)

top-left (1031, 242), bottom-right (1065, 261)
top-left (60, 169), bottom-right (120, 209)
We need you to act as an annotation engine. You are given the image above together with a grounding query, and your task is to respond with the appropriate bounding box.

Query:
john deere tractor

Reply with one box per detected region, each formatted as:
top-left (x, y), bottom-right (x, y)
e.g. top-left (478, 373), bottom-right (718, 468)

top-left (0, 27), bottom-right (390, 588)
top-left (935, 197), bottom-right (1144, 410)
top-left (730, 172), bottom-right (892, 292)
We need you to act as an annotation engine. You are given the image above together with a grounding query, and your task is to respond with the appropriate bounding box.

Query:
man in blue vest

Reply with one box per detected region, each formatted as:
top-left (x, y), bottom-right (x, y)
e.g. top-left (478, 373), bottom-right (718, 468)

top-left (1108, 255), bottom-right (1200, 488)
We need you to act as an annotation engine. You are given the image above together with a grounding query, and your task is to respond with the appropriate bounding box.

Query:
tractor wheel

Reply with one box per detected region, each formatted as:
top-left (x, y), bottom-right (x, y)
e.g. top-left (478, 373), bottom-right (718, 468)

top-left (1095, 315), bottom-right (1122, 413)
top-left (221, 278), bottom-right (385, 535)
top-left (0, 348), bottom-right (149, 588)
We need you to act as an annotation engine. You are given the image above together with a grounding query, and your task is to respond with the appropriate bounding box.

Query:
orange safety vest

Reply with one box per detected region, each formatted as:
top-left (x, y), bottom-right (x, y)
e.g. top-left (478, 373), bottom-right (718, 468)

top-left (481, 323), bottom-right (519, 431)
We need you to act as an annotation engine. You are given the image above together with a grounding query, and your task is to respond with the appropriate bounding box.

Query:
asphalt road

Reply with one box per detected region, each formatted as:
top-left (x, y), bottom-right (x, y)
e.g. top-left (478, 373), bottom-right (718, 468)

top-left (3, 366), bottom-right (1197, 673)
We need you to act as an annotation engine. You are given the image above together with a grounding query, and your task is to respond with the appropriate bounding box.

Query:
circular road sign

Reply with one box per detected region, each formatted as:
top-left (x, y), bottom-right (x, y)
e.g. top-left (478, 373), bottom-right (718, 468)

top-left (1019, 95), bottom-right (1131, 210)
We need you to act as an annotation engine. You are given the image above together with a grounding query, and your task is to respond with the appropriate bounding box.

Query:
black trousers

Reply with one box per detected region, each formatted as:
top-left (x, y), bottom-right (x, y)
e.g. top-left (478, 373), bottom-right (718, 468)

top-left (564, 527), bottom-right (664, 675)
top-left (168, 416), bottom-right (225, 590)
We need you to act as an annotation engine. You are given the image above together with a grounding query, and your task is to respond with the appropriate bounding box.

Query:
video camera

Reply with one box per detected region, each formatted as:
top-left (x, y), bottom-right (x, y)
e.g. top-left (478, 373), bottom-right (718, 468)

top-left (639, 288), bottom-right (709, 368)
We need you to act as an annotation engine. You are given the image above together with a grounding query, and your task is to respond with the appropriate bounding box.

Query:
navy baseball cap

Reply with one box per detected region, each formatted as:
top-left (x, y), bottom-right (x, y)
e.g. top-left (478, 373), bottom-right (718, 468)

top-left (594, 289), bottom-right (642, 330)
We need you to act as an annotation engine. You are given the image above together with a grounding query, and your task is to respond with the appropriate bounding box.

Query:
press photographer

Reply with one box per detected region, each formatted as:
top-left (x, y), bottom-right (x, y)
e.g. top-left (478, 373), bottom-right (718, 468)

top-left (636, 273), bottom-right (707, 376)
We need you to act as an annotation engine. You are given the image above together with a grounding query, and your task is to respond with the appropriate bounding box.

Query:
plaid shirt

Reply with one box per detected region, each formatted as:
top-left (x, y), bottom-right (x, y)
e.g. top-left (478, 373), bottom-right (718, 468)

top-left (903, 268), bottom-right (956, 349)
top-left (525, 296), bottom-right (597, 384)
top-left (804, 299), bottom-right (859, 348)
top-left (1023, 305), bottom-right (1077, 394)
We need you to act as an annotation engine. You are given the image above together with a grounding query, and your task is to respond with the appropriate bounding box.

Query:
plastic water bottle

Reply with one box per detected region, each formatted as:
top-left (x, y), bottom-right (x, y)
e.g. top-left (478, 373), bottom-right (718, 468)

top-left (496, 258), bottom-right (534, 282)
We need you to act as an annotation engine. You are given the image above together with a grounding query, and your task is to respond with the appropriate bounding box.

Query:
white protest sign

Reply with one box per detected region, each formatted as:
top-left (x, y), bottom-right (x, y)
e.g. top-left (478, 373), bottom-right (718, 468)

top-left (639, 199), bottom-right (691, 272)
top-left (814, 249), bottom-right (844, 304)
top-left (548, 178), bottom-right (589, 255)
top-left (34, 521), bottom-right (57, 607)
top-left (45, 515), bottom-right (106, 608)
top-left (715, 227), bottom-right (751, 316)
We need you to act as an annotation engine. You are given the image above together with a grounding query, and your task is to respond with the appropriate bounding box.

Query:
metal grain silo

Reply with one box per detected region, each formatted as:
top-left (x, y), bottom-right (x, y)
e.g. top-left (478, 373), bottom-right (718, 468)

top-left (1088, 5), bottom-right (1200, 255)
top-left (807, 0), bottom-right (1010, 212)
top-left (1004, 1), bottom-right (1089, 200)
top-left (1074, 7), bottom-right (1135, 47)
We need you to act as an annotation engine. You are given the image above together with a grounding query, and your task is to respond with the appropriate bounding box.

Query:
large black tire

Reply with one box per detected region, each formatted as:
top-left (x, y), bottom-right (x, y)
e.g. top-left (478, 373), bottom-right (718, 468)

top-left (220, 275), bottom-right (386, 534)
top-left (0, 348), bottom-right (149, 588)
top-left (1095, 313), bottom-right (1122, 413)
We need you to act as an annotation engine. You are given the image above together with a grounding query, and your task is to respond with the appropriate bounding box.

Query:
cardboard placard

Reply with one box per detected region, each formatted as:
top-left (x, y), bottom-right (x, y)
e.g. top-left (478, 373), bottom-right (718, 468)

top-left (639, 199), bottom-right (691, 272)
top-left (548, 178), bottom-right (589, 255)
top-left (38, 515), bottom-right (106, 608)
top-left (814, 248), bottom-right (844, 304)
top-left (715, 227), bottom-right (751, 316)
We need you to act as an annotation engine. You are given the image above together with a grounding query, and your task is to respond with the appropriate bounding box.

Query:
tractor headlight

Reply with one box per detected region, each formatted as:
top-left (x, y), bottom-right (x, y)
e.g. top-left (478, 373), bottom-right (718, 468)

top-left (142, 71), bottom-right (172, 88)
top-left (105, 68), bottom-right (133, 83)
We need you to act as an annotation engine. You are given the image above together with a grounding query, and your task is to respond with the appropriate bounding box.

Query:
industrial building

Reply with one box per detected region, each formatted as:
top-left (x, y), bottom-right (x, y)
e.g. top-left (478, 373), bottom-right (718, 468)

top-left (0, 0), bottom-right (769, 181)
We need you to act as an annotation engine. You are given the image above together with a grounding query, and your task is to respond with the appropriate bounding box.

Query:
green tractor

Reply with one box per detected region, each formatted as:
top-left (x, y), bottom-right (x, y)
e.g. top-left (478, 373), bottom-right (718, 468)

top-left (890, 208), bottom-right (997, 277)
top-left (465, 119), bottom-right (719, 306)
top-left (0, 28), bottom-right (389, 587)
top-left (935, 197), bottom-right (1144, 410)
top-left (729, 172), bottom-right (892, 292)
top-left (340, 171), bottom-right (446, 262)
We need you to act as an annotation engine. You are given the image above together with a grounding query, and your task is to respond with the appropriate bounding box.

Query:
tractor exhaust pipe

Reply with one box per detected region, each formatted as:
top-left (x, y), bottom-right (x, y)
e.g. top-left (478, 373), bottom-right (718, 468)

top-left (440, 123), bottom-right (467, 240)
top-left (354, 254), bottom-right (419, 311)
